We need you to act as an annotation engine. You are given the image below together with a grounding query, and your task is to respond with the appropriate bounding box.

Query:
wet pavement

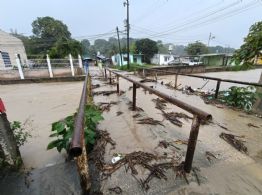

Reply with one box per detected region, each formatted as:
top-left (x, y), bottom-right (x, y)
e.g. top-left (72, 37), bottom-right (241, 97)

top-left (91, 67), bottom-right (262, 194)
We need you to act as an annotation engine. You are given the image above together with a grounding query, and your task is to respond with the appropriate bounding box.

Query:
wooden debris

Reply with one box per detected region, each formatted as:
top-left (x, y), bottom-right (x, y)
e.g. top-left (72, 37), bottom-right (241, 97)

top-left (162, 112), bottom-right (183, 127)
top-left (139, 78), bottom-right (157, 83)
top-left (97, 101), bottom-right (119, 112)
top-left (108, 187), bottom-right (122, 194)
top-left (205, 151), bottom-right (217, 162)
top-left (91, 84), bottom-right (100, 89)
top-left (152, 98), bottom-right (167, 110)
top-left (133, 113), bottom-right (142, 118)
top-left (137, 117), bottom-right (164, 127)
top-left (217, 123), bottom-right (229, 131)
top-left (93, 90), bottom-right (125, 96)
top-left (157, 140), bottom-right (181, 150)
top-left (116, 111), bottom-right (123, 116)
top-left (172, 112), bottom-right (193, 121)
top-left (174, 139), bottom-right (188, 145)
top-left (219, 132), bottom-right (248, 154)
top-left (127, 101), bottom-right (144, 112)
top-left (247, 123), bottom-right (259, 128)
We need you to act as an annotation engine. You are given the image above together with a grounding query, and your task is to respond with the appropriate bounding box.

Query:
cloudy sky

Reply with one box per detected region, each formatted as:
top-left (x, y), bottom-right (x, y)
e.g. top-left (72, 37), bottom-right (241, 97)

top-left (0, 0), bottom-right (261, 48)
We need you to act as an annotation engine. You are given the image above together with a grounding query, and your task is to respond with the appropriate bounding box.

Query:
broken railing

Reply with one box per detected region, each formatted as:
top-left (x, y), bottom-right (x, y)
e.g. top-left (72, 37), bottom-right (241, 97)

top-left (141, 68), bottom-right (262, 99)
top-left (104, 68), bottom-right (212, 173)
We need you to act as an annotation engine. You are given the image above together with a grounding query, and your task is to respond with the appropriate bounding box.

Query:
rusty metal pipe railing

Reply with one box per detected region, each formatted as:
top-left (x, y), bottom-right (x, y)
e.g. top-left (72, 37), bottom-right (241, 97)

top-left (105, 68), bottom-right (212, 173)
top-left (107, 69), bottom-right (211, 120)
top-left (69, 74), bottom-right (88, 157)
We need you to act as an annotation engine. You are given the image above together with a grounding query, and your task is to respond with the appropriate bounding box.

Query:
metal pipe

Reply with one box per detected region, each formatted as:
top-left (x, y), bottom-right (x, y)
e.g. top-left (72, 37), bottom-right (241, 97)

top-left (104, 68), bottom-right (107, 79)
top-left (184, 116), bottom-right (201, 173)
top-left (69, 74), bottom-right (88, 157)
top-left (107, 69), bottom-right (212, 121)
top-left (215, 80), bottom-right (221, 99)
top-left (175, 74), bottom-right (178, 89)
top-left (117, 75), bottom-right (120, 94)
top-left (133, 83), bottom-right (136, 110)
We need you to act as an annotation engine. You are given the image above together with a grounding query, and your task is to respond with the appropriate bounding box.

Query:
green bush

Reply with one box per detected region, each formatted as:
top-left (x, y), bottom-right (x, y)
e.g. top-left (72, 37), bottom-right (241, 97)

top-left (220, 86), bottom-right (259, 111)
top-left (47, 104), bottom-right (103, 153)
top-left (10, 121), bottom-right (32, 147)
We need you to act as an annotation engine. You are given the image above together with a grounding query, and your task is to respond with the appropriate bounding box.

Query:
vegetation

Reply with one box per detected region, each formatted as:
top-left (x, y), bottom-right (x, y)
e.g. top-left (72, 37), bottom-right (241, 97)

top-left (232, 21), bottom-right (262, 69)
top-left (220, 86), bottom-right (260, 112)
top-left (135, 38), bottom-right (158, 64)
top-left (10, 121), bottom-right (32, 147)
top-left (185, 41), bottom-right (208, 55)
top-left (114, 63), bottom-right (154, 72)
top-left (47, 105), bottom-right (103, 153)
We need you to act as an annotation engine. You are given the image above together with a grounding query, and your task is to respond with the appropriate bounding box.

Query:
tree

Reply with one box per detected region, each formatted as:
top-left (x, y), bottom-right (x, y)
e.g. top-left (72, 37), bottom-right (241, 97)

top-left (135, 38), bottom-right (158, 63)
top-left (232, 21), bottom-right (262, 67)
top-left (185, 41), bottom-right (208, 55)
top-left (81, 39), bottom-right (91, 56)
top-left (157, 40), bottom-right (168, 54)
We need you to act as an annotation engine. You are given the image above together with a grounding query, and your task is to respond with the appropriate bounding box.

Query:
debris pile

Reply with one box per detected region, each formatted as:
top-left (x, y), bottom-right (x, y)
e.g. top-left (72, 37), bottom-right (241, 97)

top-left (219, 132), bottom-right (248, 154)
top-left (93, 90), bottom-right (124, 96)
top-left (162, 111), bottom-right (183, 127)
top-left (139, 78), bottom-right (157, 83)
top-left (152, 98), bottom-right (167, 110)
top-left (137, 117), bottom-right (164, 126)
top-left (97, 101), bottom-right (119, 112)
top-left (91, 84), bottom-right (101, 89)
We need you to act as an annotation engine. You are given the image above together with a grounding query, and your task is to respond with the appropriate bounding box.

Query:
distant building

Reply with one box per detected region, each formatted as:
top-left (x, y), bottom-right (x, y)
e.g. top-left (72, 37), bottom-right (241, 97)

top-left (199, 53), bottom-right (233, 66)
top-left (0, 29), bottom-right (27, 70)
top-left (111, 53), bottom-right (143, 66)
top-left (151, 54), bottom-right (176, 65)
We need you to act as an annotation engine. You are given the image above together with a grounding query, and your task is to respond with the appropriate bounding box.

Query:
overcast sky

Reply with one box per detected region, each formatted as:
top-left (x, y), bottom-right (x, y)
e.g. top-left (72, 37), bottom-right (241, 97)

top-left (0, 0), bottom-right (261, 48)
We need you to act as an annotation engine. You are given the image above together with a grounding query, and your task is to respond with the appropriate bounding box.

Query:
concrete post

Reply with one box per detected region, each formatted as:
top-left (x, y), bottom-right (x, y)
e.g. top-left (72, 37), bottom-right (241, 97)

top-left (69, 54), bottom-right (75, 77)
top-left (78, 54), bottom-right (83, 69)
top-left (46, 54), bottom-right (53, 78)
top-left (15, 54), bottom-right (24, 80)
top-left (253, 72), bottom-right (262, 114)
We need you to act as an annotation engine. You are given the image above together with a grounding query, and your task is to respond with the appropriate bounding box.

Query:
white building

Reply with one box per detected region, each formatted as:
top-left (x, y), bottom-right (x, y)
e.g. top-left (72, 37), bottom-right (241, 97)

top-left (151, 54), bottom-right (176, 65)
top-left (0, 29), bottom-right (27, 70)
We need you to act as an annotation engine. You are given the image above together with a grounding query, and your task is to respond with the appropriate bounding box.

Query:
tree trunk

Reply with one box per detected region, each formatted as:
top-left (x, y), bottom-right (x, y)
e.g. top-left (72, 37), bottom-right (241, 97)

top-left (253, 72), bottom-right (262, 114)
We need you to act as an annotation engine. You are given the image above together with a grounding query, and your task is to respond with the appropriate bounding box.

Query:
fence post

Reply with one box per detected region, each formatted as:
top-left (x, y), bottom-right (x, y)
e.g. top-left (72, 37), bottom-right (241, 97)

top-left (215, 80), bottom-right (221, 99)
top-left (15, 54), bottom-right (24, 79)
top-left (184, 115), bottom-right (201, 173)
top-left (174, 74), bottom-right (178, 89)
top-left (46, 54), bottom-right (53, 78)
top-left (133, 83), bottom-right (137, 110)
top-left (78, 54), bottom-right (83, 68)
top-left (117, 75), bottom-right (119, 94)
top-left (69, 54), bottom-right (75, 76)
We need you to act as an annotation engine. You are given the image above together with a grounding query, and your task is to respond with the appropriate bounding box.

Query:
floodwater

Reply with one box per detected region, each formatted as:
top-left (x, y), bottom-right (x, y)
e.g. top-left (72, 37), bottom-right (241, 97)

top-left (0, 81), bottom-right (83, 168)
top-left (0, 67), bottom-right (262, 194)
top-left (153, 69), bottom-right (262, 91)
top-left (92, 67), bottom-right (262, 194)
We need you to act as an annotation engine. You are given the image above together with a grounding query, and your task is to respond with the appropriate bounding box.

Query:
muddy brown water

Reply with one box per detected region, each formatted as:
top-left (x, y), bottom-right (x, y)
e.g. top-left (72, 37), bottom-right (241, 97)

top-left (0, 67), bottom-right (262, 194)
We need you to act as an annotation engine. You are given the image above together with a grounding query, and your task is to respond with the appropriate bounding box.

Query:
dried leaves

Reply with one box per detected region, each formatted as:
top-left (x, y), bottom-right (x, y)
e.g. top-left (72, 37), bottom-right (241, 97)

top-left (97, 101), bottom-right (119, 112)
top-left (152, 98), bottom-right (167, 110)
top-left (219, 132), bottom-right (248, 154)
top-left (137, 117), bottom-right (164, 127)
top-left (162, 112), bottom-right (183, 127)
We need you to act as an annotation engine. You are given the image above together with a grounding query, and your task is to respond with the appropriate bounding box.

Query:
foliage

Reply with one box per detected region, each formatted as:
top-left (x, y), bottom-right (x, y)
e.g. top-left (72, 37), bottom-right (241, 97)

top-left (220, 86), bottom-right (260, 111)
top-left (185, 41), bottom-right (208, 55)
top-left (10, 121), bottom-right (32, 147)
top-left (47, 105), bottom-right (103, 153)
top-left (135, 38), bottom-right (158, 63)
top-left (114, 63), bottom-right (154, 72)
top-left (232, 21), bottom-right (262, 67)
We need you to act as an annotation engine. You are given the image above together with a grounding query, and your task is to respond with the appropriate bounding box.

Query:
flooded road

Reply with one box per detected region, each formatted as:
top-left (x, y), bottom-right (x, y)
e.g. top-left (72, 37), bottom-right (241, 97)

top-left (0, 82), bottom-right (83, 168)
top-left (153, 69), bottom-right (262, 91)
top-left (92, 67), bottom-right (262, 194)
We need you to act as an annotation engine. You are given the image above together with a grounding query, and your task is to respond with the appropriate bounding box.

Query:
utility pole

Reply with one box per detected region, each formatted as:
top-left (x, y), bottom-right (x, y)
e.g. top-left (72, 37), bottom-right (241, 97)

top-left (116, 26), bottom-right (123, 66)
top-left (207, 32), bottom-right (215, 47)
top-left (124, 0), bottom-right (130, 69)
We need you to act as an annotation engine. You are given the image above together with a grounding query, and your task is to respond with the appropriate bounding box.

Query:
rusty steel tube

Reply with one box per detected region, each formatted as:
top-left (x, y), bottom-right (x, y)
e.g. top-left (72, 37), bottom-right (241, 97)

top-left (184, 116), bottom-right (201, 173)
top-left (108, 69), bottom-right (212, 121)
top-left (69, 74), bottom-right (88, 157)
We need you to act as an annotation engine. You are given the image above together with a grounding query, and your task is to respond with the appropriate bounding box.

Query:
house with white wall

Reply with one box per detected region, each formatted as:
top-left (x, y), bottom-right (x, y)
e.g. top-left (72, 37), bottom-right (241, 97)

top-left (111, 53), bottom-right (143, 66)
top-left (0, 29), bottom-right (27, 70)
top-left (151, 54), bottom-right (176, 65)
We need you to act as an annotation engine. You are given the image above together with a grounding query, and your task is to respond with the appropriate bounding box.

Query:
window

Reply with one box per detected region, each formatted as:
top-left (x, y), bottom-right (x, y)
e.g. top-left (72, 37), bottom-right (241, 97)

top-left (164, 56), bottom-right (170, 62)
top-left (133, 57), bottom-right (137, 63)
top-left (1, 52), bottom-right (12, 67)
top-left (124, 57), bottom-right (128, 61)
